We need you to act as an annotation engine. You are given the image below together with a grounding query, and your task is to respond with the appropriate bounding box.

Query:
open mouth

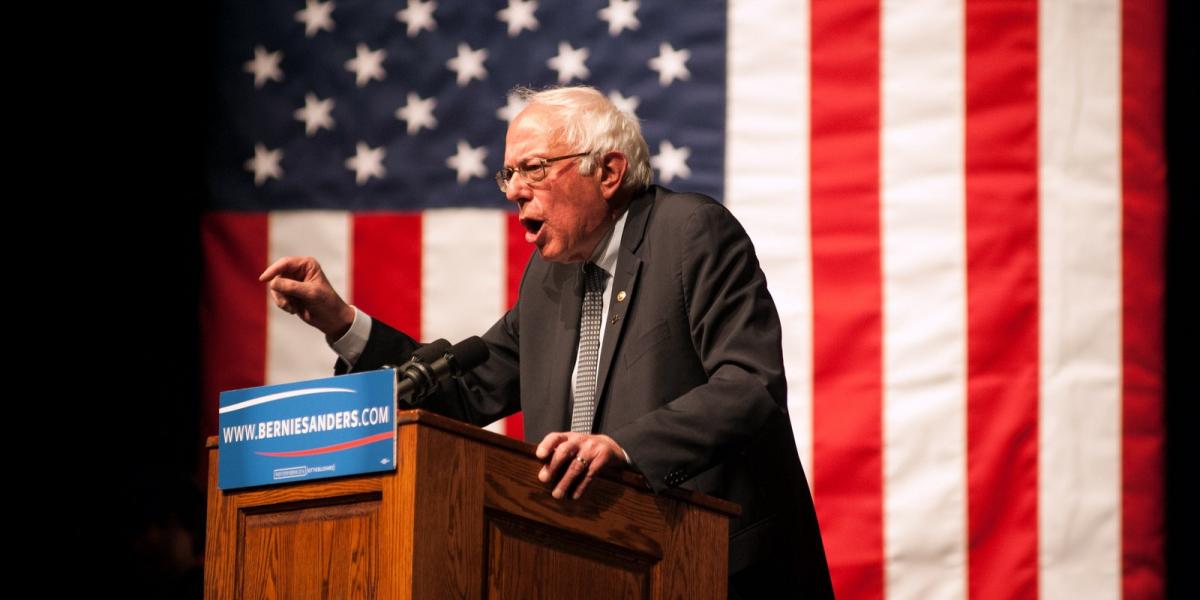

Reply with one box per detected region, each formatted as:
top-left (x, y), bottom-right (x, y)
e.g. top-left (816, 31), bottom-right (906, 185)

top-left (521, 218), bottom-right (544, 235)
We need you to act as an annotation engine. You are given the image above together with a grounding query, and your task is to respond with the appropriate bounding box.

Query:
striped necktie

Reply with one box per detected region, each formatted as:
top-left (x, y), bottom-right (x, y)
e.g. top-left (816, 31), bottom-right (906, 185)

top-left (570, 262), bottom-right (605, 433)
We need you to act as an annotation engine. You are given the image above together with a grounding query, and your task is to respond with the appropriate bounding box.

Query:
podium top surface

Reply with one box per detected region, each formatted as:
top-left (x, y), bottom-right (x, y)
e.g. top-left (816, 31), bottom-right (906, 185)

top-left (207, 408), bottom-right (740, 517)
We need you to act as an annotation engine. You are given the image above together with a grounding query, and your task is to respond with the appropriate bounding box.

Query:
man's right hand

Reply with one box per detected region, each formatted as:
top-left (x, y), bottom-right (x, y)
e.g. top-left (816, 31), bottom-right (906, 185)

top-left (259, 256), bottom-right (356, 342)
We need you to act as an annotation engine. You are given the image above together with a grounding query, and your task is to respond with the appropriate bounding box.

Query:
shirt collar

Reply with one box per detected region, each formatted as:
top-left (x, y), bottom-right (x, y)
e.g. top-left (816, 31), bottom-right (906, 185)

top-left (588, 207), bottom-right (628, 277)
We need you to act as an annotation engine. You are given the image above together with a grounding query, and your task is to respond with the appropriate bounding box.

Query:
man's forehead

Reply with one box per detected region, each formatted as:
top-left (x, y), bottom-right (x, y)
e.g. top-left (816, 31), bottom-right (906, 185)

top-left (504, 110), bottom-right (564, 163)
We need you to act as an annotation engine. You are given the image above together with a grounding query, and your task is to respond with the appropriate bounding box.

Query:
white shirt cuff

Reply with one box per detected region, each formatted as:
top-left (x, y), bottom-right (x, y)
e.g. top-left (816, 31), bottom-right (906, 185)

top-left (330, 306), bottom-right (372, 368)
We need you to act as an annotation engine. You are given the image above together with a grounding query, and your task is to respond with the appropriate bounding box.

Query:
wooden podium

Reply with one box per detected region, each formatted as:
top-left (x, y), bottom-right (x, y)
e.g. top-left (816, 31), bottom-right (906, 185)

top-left (204, 409), bottom-right (738, 599)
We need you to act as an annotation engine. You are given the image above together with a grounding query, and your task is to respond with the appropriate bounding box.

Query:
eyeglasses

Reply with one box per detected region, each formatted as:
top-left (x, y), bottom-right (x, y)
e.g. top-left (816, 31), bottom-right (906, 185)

top-left (495, 152), bottom-right (590, 193)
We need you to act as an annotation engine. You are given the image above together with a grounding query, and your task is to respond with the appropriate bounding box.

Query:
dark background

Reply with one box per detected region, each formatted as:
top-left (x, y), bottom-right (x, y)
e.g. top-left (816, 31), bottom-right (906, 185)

top-left (98, 1), bottom-right (1194, 596)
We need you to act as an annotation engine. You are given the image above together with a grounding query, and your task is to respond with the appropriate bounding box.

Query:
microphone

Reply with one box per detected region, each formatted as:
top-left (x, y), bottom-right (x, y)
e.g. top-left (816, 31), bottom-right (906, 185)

top-left (388, 339), bottom-right (449, 403)
top-left (393, 337), bottom-right (490, 405)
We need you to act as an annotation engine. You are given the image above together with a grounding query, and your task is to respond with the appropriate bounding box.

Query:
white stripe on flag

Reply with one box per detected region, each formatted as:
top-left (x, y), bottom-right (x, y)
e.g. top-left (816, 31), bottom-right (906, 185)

top-left (266, 211), bottom-right (350, 385)
top-left (725, 0), bottom-right (813, 473)
top-left (422, 208), bottom-right (507, 433)
top-left (880, 1), bottom-right (968, 598)
top-left (1038, 0), bottom-right (1122, 597)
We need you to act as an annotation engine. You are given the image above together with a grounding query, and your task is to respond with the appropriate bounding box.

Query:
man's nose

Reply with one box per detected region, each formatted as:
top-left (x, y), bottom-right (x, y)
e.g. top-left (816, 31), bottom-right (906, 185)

top-left (504, 173), bottom-right (530, 204)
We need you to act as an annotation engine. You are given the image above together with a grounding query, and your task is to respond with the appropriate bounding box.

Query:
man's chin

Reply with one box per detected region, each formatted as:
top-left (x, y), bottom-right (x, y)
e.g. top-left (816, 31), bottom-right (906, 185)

top-left (536, 248), bottom-right (564, 263)
top-left (536, 244), bottom-right (578, 264)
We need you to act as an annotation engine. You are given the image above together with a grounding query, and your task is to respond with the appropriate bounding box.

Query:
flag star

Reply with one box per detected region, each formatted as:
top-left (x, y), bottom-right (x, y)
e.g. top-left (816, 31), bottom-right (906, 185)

top-left (446, 43), bottom-right (488, 86)
top-left (346, 142), bottom-right (386, 185)
top-left (496, 0), bottom-right (539, 37)
top-left (395, 92), bottom-right (438, 134)
top-left (446, 140), bottom-right (488, 184)
top-left (295, 0), bottom-right (335, 38)
top-left (294, 93), bottom-right (336, 137)
top-left (245, 144), bottom-right (283, 186)
top-left (547, 42), bottom-right (590, 84)
top-left (650, 140), bottom-right (691, 183)
top-left (345, 44), bottom-right (386, 87)
top-left (244, 46), bottom-right (283, 89)
top-left (395, 0), bottom-right (437, 38)
top-left (648, 42), bottom-right (691, 86)
top-left (608, 90), bottom-right (640, 118)
top-left (496, 93), bottom-right (528, 123)
top-left (598, 0), bottom-right (640, 36)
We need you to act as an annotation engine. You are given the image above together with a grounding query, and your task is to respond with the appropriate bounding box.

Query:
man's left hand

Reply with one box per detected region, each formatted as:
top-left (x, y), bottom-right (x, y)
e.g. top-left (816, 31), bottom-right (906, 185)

top-left (535, 432), bottom-right (626, 500)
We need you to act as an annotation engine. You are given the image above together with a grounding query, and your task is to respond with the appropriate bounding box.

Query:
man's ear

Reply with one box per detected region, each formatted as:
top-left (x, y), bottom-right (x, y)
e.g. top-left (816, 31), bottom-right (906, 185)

top-left (598, 151), bottom-right (628, 200)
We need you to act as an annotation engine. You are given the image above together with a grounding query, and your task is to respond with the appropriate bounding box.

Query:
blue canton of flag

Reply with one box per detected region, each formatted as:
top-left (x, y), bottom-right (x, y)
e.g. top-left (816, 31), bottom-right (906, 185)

top-left (209, 0), bottom-right (727, 211)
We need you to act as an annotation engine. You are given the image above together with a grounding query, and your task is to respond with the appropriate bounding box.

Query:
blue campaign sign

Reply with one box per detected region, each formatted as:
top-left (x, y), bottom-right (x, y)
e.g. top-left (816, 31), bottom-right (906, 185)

top-left (218, 370), bottom-right (397, 490)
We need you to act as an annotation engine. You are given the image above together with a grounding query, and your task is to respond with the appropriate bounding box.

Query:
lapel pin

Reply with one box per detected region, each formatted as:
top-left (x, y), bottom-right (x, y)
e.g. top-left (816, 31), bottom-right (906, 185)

top-left (617, 290), bottom-right (627, 302)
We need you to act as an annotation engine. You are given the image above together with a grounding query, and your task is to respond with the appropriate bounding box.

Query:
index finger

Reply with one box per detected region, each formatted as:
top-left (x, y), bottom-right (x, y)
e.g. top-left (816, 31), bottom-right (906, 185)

top-left (260, 256), bottom-right (303, 282)
top-left (536, 432), bottom-right (568, 460)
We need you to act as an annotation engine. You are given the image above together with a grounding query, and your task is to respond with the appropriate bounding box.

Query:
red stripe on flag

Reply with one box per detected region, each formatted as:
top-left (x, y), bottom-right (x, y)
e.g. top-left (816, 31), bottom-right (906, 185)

top-left (810, 2), bottom-right (884, 598)
top-left (964, 2), bottom-right (1041, 598)
top-left (200, 213), bottom-right (269, 438)
top-left (1120, 0), bottom-right (1167, 597)
top-left (351, 214), bottom-right (422, 339)
top-left (506, 212), bottom-right (534, 310)
top-left (503, 212), bottom-right (534, 440)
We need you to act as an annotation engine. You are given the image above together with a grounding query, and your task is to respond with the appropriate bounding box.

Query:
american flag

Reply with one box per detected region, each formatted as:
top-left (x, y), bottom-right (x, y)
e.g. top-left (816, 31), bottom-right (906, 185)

top-left (202, 1), bottom-right (1166, 598)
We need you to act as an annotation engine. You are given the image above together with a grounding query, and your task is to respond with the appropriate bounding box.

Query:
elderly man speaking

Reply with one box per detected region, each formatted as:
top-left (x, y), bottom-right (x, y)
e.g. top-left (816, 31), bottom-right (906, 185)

top-left (260, 85), bottom-right (833, 598)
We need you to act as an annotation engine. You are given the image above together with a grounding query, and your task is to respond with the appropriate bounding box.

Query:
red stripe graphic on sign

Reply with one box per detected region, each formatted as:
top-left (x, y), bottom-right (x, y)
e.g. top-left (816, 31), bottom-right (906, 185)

top-left (810, 2), bottom-right (884, 598)
top-left (255, 431), bottom-right (395, 457)
top-left (964, 2), bottom-right (1041, 598)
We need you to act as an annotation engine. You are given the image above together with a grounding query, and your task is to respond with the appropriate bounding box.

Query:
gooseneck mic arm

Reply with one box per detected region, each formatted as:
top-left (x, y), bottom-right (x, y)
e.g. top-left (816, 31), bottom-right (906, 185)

top-left (387, 337), bottom-right (490, 406)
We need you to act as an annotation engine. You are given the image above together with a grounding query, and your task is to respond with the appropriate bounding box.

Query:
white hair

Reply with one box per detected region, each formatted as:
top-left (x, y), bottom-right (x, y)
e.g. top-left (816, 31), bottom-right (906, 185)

top-left (513, 85), bottom-right (653, 192)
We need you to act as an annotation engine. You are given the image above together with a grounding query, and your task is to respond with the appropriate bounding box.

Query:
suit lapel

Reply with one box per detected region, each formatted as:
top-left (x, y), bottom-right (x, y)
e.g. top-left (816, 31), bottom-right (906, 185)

top-left (543, 263), bottom-right (583, 432)
top-left (593, 188), bottom-right (654, 420)
top-left (594, 251), bottom-right (641, 406)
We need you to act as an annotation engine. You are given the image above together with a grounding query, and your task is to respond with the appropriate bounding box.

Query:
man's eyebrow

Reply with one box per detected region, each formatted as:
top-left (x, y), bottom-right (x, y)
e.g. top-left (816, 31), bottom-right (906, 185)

top-left (506, 154), bottom-right (546, 168)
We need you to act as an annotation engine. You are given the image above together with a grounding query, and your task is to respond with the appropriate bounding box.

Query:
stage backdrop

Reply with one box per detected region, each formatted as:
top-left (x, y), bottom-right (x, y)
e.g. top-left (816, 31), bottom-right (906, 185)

top-left (202, 1), bottom-right (1165, 598)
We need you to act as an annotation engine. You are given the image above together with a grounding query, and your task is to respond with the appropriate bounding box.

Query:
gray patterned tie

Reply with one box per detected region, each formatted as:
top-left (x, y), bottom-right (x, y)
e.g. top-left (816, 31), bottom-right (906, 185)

top-left (570, 262), bottom-right (605, 433)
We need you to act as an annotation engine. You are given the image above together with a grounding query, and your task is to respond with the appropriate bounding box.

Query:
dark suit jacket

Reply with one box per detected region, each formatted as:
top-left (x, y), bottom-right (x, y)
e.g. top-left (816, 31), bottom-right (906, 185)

top-left (341, 186), bottom-right (833, 597)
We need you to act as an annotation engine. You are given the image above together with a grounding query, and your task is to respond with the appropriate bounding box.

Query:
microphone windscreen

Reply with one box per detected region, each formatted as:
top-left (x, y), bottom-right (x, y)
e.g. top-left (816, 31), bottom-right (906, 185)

top-left (412, 338), bottom-right (451, 363)
top-left (449, 336), bottom-right (490, 370)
